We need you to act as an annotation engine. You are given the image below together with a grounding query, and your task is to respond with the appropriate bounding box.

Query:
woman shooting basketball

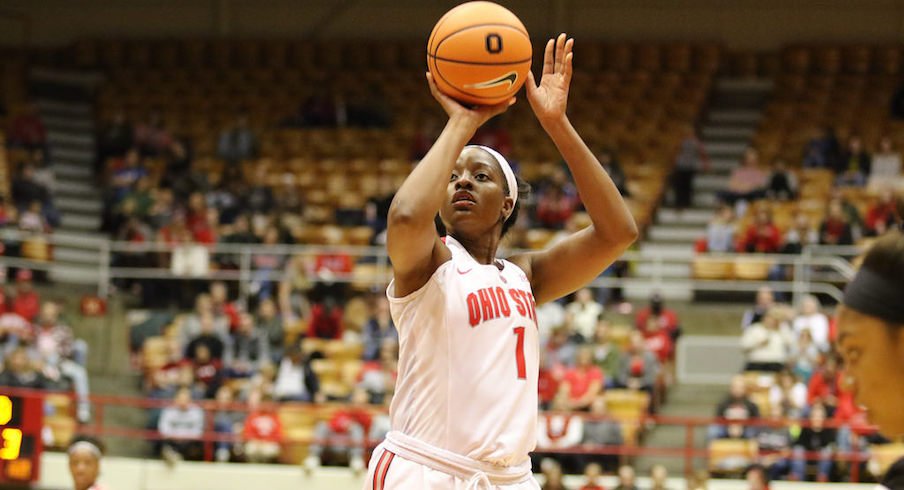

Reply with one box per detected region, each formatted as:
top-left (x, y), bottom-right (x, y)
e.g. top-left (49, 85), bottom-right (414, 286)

top-left (836, 230), bottom-right (904, 489)
top-left (366, 34), bottom-right (637, 489)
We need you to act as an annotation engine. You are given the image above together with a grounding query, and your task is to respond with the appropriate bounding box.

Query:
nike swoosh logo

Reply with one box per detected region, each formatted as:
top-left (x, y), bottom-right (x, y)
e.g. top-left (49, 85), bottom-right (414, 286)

top-left (463, 71), bottom-right (518, 90)
top-left (456, 267), bottom-right (473, 275)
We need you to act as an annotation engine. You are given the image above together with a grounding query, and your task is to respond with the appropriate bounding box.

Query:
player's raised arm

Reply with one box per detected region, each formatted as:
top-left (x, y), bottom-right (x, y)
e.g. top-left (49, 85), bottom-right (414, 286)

top-left (512, 34), bottom-right (638, 304)
top-left (386, 74), bottom-right (513, 297)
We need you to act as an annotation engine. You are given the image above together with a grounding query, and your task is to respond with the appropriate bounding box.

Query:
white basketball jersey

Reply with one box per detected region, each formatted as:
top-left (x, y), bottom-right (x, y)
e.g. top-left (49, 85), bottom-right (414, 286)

top-left (386, 236), bottom-right (540, 467)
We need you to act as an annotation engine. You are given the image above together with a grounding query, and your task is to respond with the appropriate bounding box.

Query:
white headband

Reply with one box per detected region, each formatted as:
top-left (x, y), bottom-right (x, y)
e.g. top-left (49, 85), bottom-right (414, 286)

top-left (467, 145), bottom-right (518, 209)
top-left (68, 440), bottom-right (102, 459)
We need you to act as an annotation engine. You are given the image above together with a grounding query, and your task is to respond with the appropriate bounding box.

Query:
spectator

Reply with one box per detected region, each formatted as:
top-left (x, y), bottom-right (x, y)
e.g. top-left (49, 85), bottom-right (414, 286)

top-left (600, 148), bottom-right (630, 197)
top-left (566, 289), bottom-right (604, 341)
top-left (792, 295), bottom-right (830, 352)
top-left (755, 403), bottom-right (794, 482)
top-left (0, 346), bottom-right (46, 389)
top-left (243, 167), bottom-right (275, 215)
top-left (649, 464), bottom-right (670, 490)
top-left (184, 313), bottom-right (226, 362)
top-left (217, 111), bottom-right (257, 165)
top-left (241, 390), bottom-right (283, 464)
top-left (591, 320), bottom-right (622, 389)
top-left (536, 296), bottom-right (566, 344)
top-left (540, 459), bottom-right (567, 490)
top-left (11, 269), bottom-right (40, 321)
top-left (536, 168), bottom-right (578, 229)
top-left (190, 343), bottom-right (223, 398)
top-left (673, 125), bottom-right (708, 211)
top-left (869, 136), bottom-right (902, 189)
top-left (642, 316), bottom-right (674, 368)
top-left (133, 112), bottom-right (173, 157)
top-left (277, 255), bottom-right (311, 334)
top-left (358, 340), bottom-right (397, 404)
top-left (705, 205), bottom-right (737, 253)
top-left (536, 395), bottom-right (584, 461)
top-left (33, 302), bottom-right (92, 421)
top-left (710, 375), bottom-right (760, 440)
top-left (635, 293), bottom-right (681, 342)
top-left (765, 159), bottom-right (797, 201)
top-left (18, 200), bottom-right (50, 233)
top-left (618, 332), bottom-right (659, 397)
top-left (834, 135), bottom-right (871, 187)
top-left (158, 387), bottom-right (204, 464)
top-left (7, 103), bottom-right (46, 152)
top-left (614, 465), bottom-right (639, 490)
top-left (181, 295), bottom-right (230, 349)
top-left (361, 296), bottom-right (397, 361)
top-left (744, 464), bottom-right (771, 490)
top-left (562, 347), bottom-right (605, 411)
top-left (273, 346), bottom-right (320, 402)
top-left (790, 403), bottom-right (835, 482)
top-left (11, 164), bottom-right (50, 211)
top-left (781, 213), bottom-right (818, 254)
top-left (789, 329), bottom-right (821, 383)
top-left (538, 351), bottom-right (564, 410)
top-left (719, 147), bottom-right (767, 216)
top-left (828, 188), bottom-right (865, 231)
top-left (686, 469), bottom-right (710, 490)
top-left (742, 287), bottom-right (775, 329)
top-left (224, 312), bottom-right (269, 377)
top-left (769, 370), bottom-right (808, 419)
top-left (305, 388), bottom-right (369, 474)
top-left (806, 355), bottom-right (843, 412)
top-left (738, 207), bottom-right (782, 253)
top-left (110, 149), bottom-right (148, 203)
top-left (819, 200), bottom-right (855, 246)
top-left (544, 327), bottom-right (578, 368)
top-left (98, 110), bottom-right (133, 161)
top-left (364, 175), bottom-right (396, 239)
top-left (740, 308), bottom-right (795, 372)
top-left (802, 127), bottom-right (838, 169)
top-left (578, 463), bottom-right (605, 490)
top-left (864, 187), bottom-right (899, 237)
top-left (255, 298), bottom-right (284, 364)
top-left (580, 395), bottom-right (623, 471)
top-left (212, 386), bottom-right (243, 462)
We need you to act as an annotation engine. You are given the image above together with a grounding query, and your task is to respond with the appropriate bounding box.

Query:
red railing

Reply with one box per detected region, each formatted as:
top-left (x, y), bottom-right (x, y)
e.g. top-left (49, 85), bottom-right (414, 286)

top-left (0, 386), bottom-right (881, 482)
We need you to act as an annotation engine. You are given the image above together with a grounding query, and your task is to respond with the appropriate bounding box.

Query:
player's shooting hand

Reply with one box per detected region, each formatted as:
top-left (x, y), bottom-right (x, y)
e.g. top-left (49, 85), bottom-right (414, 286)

top-left (526, 33), bottom-right (574, 125)
top-left (426, 72), bottom-right (514, 130)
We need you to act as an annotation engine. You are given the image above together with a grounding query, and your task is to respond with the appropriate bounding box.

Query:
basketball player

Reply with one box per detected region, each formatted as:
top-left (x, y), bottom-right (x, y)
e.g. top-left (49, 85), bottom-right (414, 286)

top-left (68, 436), bottom-right (107, 490)
top-left (366, 34), bottom-right (637, 489)
top-left (836, 230), bottom-right (904, 489)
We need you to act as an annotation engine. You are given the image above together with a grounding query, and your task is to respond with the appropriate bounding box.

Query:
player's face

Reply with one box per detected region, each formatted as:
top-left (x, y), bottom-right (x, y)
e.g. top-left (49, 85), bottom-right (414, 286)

top-left (440, 147), bottom-right (513, 237)
top-left (836, 305), bottom-right (904, 437)
top-left (69, 450), bottom-right (99, 490)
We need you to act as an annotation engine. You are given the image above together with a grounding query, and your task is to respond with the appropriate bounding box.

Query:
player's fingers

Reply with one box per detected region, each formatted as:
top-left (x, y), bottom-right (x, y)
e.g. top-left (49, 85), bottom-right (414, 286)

top-left (564, 38), bottom-right (575, 62)
top-left (554, 33), bottom-right (567, 73)
top-left (526, 70), bottom-right (538, 91)
top-left (563, 52), bottom-right (574, 86)
top-left (543, 39), bottom-right (554, 75)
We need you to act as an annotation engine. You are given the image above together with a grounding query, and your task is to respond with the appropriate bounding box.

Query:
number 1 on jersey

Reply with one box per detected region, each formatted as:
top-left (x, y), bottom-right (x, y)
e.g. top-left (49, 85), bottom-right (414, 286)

top-left (513, 326), bottom-right (526, 379)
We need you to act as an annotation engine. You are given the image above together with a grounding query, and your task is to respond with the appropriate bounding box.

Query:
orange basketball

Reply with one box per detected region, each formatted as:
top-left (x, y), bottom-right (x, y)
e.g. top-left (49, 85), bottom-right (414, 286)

top-left (427, 1), bottom-right (532, 105)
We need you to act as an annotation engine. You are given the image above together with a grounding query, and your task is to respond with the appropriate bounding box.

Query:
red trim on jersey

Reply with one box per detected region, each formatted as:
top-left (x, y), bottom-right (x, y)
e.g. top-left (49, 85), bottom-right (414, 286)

top-left (372, 450), bottom-right (389, 490)
top-left (379, 451), bottom-right (395, 490)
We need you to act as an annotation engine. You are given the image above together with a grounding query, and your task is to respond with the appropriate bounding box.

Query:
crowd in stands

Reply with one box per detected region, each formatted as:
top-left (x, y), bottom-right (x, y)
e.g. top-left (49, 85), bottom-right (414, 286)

top-left (704, 286), bottom-right (887, 483)
top-left (0, 269), bottom-right (92, 423)
top-left (703, 135), bottom-right (903, 258)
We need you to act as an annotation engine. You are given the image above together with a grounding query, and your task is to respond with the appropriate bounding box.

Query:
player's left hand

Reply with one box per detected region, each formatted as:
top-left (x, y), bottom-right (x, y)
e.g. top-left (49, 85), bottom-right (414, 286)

top-left (526, 33), bottom-right (573, 124)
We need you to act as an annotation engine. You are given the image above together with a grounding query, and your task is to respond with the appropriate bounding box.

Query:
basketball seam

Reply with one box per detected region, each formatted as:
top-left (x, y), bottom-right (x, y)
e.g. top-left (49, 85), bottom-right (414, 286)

top-left (428, 54), bottom-right (532, 65)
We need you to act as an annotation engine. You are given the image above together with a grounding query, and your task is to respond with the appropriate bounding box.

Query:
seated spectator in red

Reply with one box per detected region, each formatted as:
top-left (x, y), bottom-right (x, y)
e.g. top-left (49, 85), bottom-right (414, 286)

top-left (307, 303), bottom-right (343, 340)
top-left (11, 269), bottom-right (40, 321)
top-left (538, 351), bottom-right (563, 410)
top-left (738, 207), bottom-right (782, 253)
top-left (242, 390), bottom-right (283, 464)
top-left (133, 111), bottom-right (173, 157)
top-left (819, 200), bottom-right (855, 246)
top-left (305, 388), bottom-right (371, 473)
top-left (635, 293), bottom-right (681, 341)
top-left (578, 463), bottom-right (606, 490)
top-left (190, 344), bottom-right (223, 398)
top-left (536, 185), bottom-right (575, 229)
top-left (807, 355), bottom-right (843, 412)
top-left (618, 332), bottom-right (660, 395)
top-left (642, 317), bottom-right (673, 365)
top-left (562, 347), bottom-right (604, 411)
top-left (158, 211), bottom-right (194, 246)
top-left (834, 135), bottom-right (871, 187)
top-left (8, 103), bottom-right (46, 151)
top-left (864, 187), bottom-right (898, 237)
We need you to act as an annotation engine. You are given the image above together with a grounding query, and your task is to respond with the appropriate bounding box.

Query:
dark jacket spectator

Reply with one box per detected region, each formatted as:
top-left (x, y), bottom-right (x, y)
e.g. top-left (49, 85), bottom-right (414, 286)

top-left (600, 149), bottom-right (630, 197)
top-left (216, 113), bottom-right (257, 165)
top-left (0, 347), bottom-right (46, 389)
top-left (819, 200), bottom-right (855, 246)
top-left (362, 297), bottom-right (398, 361)
top-left (224, 313), bottom-right (269, 374)
top-left (11, 165), bottom-right (50, 209)
top-left (766, 159), bottom-right (797, 200)
top-left (834, 136), bottom-right (871, 187)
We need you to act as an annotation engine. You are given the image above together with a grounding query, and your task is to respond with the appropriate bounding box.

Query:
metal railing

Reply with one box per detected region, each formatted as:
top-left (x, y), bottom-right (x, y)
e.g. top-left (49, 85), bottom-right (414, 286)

top-left (0, 229), bottom-right (863, 305)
